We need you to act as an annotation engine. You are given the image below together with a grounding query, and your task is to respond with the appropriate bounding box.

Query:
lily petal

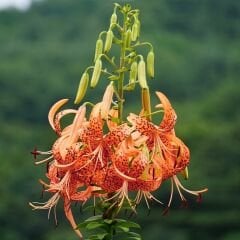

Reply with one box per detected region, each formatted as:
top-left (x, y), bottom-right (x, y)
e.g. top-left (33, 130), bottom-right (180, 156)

top-left (155, 92), bottom-right (177, 132)
top-left (48, 99), bottom-right (69, 132)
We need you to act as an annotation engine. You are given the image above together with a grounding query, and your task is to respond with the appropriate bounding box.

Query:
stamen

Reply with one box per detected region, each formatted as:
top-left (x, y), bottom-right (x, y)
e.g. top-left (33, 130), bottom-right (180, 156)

top-left (143, 192), bottom-right (150, 210)
top-left (163, 178), bottom-right (174, 215)
top-left (54, 205), bottom-right (58, 227)
top-left (180, 200), bottom-right (188, 209)
top-left (173, 175), bottom-right (208, 197)
top-left (145, 192), bottom-right (163, 205)
top-left (31, 147), bottom-right (40, 159)
top-left (35, 155), bottom-right (53, 165)
top-left (173, 176), bottom-right (186, 202)
top-left (196, 193), bottom-right (202, 203)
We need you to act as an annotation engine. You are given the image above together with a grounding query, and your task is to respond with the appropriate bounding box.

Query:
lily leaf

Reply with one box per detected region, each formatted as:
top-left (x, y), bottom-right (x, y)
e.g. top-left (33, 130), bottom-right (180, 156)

top-left (117, 226), bottom-right (130, 232)
top-left (85, 215), bottom-right (103, 222)
top-left (86, 222), bottom-right (105, 230)
top-left (116, 220), bottom-right (141, 229)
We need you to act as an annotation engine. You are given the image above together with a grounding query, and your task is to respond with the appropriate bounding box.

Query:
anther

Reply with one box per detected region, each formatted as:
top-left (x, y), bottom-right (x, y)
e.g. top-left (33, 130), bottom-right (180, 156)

top-left (196, 193), bottom-right (202, 203)
top-left (31, 147), bottom-right (40, 159)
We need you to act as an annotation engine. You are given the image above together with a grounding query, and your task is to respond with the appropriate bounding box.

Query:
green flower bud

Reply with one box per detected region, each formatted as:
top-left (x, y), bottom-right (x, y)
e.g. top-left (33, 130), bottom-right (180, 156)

top-left (74, 72), bottom-right (89, 104)
top-left (110, 12), bottom-right (117, 25)
top-left (129, 61), bottom-right (137, 88)
top-left (138, 59), bottom-right (148, 89)
top-left (131, 23), bottom-right (138, 41)
top-left (94, 39), bottom-right (103, 62)
top-left (124, 61), bottom-right (137, 91)
top-left (90, 59), bottom-right (102, 88)
top-left (147, 50), bottom-right (154, 78)
top-left (141, 88), bottom-right (151, 120)
top-left (125, 29), bottom-right (132, 48)
top-left (104, 30), bottom-right (113, 53)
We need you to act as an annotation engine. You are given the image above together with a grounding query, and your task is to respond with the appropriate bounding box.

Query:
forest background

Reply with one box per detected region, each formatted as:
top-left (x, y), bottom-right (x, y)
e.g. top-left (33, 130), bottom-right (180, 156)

top-left (0, 0), bottom-right (239, 239)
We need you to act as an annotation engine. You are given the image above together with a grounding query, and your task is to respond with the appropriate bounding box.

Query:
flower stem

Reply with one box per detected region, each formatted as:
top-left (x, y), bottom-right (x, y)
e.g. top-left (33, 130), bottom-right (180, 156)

top-left (118, 10), bottom-right (128, 124)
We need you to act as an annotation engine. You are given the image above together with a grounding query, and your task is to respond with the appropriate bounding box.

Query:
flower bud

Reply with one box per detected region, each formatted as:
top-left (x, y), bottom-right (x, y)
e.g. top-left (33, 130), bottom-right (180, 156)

top-left (125, 61), bottom-right (137, 90)
top-left (94, 39), bottom-right (103, 62)
top-left (125, 29), bottom-right (132, 48)
top-left (74, 72), bottom-right (89, 104)
top-left (104, 30), bottom-right (113, 53)
top-left (141, 88), bottom-right (151, 120)
top-left (138, 59), bottom-right (148, 89)
top-left (131, 23), bottom-right (138, 41)
top-left (90, 59), bottom-right (102, 88)
top-left (110, 12), bottom-right (117, 25)
top-left (147, 50), bottom-right (154, 78)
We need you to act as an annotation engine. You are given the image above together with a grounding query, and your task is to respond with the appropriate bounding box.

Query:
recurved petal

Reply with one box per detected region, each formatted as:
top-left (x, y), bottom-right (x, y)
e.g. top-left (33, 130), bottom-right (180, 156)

top-left (68, 104), bottom-right (86, 145)
top-left (63, 197), bottom-right (83, 239)
top-left (155, 91), bottom-right (177, 132)
top-left (48, 99), bottom-right (69, 132)
top-left (54, 109), bottom-right (77, 136)
top-left (100, 82), bottom-right (114, 119)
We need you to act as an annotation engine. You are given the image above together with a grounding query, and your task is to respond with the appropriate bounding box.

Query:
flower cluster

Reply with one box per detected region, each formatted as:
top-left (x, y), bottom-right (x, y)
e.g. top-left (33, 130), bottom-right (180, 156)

top-left (30, 83), bottom-right (207, 238)
top-left (30, 3), bottom-right (208, 239)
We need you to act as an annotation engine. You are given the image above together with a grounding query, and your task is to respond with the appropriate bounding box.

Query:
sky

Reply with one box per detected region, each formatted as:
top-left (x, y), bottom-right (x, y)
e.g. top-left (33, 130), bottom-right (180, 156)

top-left (0, 0), bottom-right (32, 11)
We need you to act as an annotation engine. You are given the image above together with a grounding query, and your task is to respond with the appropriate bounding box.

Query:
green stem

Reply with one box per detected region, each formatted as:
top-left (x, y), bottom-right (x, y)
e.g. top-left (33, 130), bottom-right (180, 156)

top-left (134, 41), bottom-right (153, 51)
top-left (118, 11), bottom-right (128, 124)
top-left (100, 54), bottom-right (118, 68)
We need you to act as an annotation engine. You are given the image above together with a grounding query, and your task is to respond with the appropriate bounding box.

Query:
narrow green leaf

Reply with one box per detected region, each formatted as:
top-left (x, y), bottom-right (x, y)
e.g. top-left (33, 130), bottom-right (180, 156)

top-left (86, 222), bottom-right (105, 230)
top-left (123, 237), bottom-right (141, 240)
top-left (116, 220), bottom-right (141, 229)
top-left (103, 219), bottom-right (113, 224)
top-left (117, 226), bottom-right (130, 232)
top-left (87, 233), bottom-right (109, 240)
top-left (128, 232), bottom-right (141, 238)
top-left (85, 215), bottom-right (103, 222)
top-left (96, 233), bottom-right (110, 239)
top-left (76, 222), bottom-right (89, 229)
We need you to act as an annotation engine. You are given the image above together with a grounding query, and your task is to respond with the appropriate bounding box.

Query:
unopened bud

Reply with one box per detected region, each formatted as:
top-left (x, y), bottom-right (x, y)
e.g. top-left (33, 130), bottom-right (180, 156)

top-left (125, 29), bottom-right (132, 48)
top-left (90, 59), bottom-right (102, 88)
top-left (141, 88), bottom-right (151, 120)
top-left (131, 23), bottom-right (138, 41)
top-left (94, 39), bottom-right (103, 62)
top-left (125, 61), bottom-right (137, 90)
top-left (110, 12), bottom-right (117, 25)
top-left (147, 50), bottom-right (154, 78)
top-left (74, 72), bottom-right (89, 104)
top-left (104, 30), bottom-right (113, 53)
top-left (138, 59), bottom-right (148, 89)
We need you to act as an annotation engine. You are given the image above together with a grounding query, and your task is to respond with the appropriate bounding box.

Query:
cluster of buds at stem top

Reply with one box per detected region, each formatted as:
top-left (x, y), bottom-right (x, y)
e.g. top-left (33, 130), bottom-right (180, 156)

top-left (74, 3), bottom-right (155, 105)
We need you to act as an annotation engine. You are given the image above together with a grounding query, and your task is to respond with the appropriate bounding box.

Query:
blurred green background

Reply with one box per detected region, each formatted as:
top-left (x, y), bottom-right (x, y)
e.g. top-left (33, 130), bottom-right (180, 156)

top-left (0, 0), bottom-right (240, 239)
